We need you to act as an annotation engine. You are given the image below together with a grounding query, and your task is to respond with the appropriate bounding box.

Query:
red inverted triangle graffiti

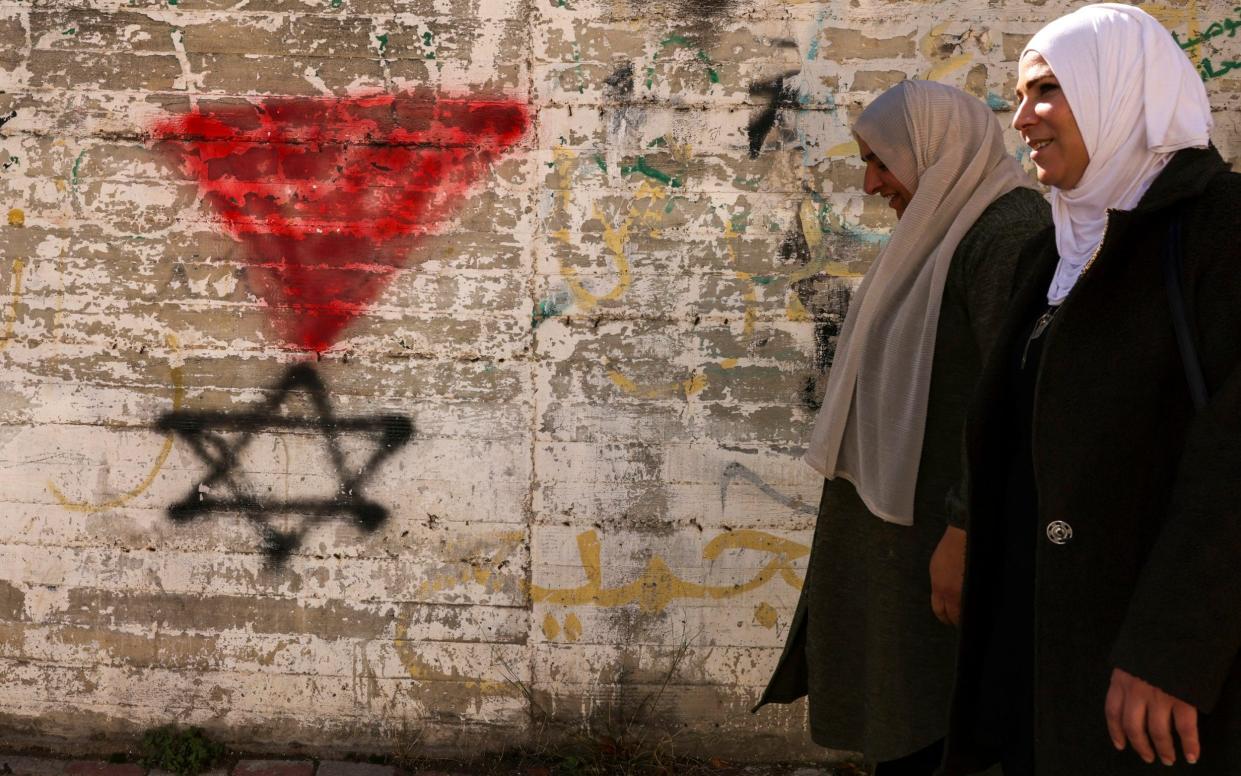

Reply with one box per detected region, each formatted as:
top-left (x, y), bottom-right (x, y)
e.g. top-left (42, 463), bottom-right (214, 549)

top-left (152, 93), bottom-right (530, 352)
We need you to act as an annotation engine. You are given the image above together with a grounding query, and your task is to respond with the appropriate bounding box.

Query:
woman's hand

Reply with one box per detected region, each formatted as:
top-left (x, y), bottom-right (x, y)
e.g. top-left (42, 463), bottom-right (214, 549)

top-left (1105, 667), bottom-right (1200, 766)
top-left (929, 525), bottom-right (966, 625)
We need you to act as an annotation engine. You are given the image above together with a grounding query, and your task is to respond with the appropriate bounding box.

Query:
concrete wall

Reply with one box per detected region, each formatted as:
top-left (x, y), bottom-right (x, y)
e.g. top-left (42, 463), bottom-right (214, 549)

top-left (0, 0), bottom-right (1237, 760)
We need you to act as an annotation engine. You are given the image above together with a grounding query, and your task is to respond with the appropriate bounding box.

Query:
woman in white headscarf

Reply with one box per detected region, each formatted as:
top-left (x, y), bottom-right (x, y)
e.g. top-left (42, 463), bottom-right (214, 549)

top-left (942, 5), bottom-right (1241, 775)
top-left (755, 80), bottom-right (1048, 775)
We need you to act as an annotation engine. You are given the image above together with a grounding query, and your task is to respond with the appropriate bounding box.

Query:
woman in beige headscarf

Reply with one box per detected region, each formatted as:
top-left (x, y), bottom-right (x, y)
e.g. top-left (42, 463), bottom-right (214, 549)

top-left (755, 80), bottom-right (1048, 775)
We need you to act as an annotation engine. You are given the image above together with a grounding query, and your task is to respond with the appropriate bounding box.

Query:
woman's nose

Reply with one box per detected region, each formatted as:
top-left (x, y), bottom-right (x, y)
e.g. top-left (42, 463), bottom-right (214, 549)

top-left (1012, 97), bottom-right (1035, 131)
top-left (863, 164), bottom-right (882, 195)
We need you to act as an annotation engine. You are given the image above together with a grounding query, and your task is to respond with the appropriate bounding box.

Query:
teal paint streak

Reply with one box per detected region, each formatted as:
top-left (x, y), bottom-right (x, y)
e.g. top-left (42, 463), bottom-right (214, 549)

top-left (532, 292), bottom-right (572, 328)
top-left (806, 9), bottom-right (827, 61)
top-left (621, 157), bottom-right (681, 187)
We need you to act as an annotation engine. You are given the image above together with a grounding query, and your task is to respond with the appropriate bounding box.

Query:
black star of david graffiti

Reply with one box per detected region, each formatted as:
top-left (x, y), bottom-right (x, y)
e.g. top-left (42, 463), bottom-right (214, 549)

top-left (156, 363), bottom-right (413, 564)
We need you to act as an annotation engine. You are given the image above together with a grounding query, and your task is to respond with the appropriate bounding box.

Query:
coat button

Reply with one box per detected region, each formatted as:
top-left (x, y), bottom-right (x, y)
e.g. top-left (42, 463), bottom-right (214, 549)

top-left (1046, 520), bottom-right (1074, 545)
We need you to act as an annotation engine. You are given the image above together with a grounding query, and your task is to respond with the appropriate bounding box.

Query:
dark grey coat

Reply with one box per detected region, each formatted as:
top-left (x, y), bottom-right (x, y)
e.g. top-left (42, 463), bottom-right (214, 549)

top-left (943, 147), bottom-right (1241, 776)
top-left (754, 187), bottom-right (1050, 762)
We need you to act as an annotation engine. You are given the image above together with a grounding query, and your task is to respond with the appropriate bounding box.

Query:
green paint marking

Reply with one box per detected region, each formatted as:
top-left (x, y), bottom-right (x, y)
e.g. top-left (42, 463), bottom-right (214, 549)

top-left (63, 27), bottom-right (76, 35)
top-left (426, 51), bottom-right (436, 59)
top-left (1200, 56), bottom-right (1241, 80)
top-left (645, 66), bottom-right (655, 89)
top-left (423, 31), bottom-right (433, 46)
top-left (621, 156), bottom-right (681, 188)
top-left (375, 33), bottom-right (389, 56)
top-left (656, 35), bottom-right (720, 84)
top-left (647, 136), bottom-right (667, 148)
top-left (730, 212), bottom-right (748, 233)
top-left (329, 0), bottom-right (342, 7)
top-left (593, 154), bottom-right (607, 173)
top-left (71, 150), bottom-right (85, 189)
top-left (751, 275), bottom-right (774, 286)
top-left (532, 293), bottom-right (572, 327)
top-left (1174, 10), bottom-right (1241, 50)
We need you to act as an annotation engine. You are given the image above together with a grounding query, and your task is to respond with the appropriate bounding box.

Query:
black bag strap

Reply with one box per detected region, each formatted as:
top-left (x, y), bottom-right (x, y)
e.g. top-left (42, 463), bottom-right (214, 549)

top-left (1162, 212), bottom-right (1209, 410)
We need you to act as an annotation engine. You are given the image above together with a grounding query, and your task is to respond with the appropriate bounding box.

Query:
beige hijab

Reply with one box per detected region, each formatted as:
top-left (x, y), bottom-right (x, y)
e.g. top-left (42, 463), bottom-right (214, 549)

top-left (804, 80), bottom-right (1035, 525)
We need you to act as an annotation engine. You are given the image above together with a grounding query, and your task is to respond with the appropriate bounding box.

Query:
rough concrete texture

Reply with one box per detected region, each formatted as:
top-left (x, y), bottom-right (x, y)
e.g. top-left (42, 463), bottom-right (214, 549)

top-left (0, 0), bottom-right (1237, 763)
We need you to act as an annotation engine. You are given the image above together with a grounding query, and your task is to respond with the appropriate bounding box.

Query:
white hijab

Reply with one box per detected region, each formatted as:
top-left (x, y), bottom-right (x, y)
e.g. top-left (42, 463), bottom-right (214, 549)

top-left (1024, 3), bottom-right (1212, 304)
top-left (803, 81), bottom-right (1035, 525)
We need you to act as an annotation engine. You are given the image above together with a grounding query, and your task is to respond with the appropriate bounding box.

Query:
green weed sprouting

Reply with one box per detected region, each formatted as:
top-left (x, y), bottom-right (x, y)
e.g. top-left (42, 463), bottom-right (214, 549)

top-left (138, 725), bottom-right (226, 776)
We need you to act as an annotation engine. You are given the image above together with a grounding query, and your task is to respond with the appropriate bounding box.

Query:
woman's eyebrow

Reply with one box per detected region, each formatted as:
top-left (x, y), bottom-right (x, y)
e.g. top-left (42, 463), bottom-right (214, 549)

top-left (1015, 74), bottom-right (1055, 99)
top-left (1024, 74), bottom-right (1056, 90)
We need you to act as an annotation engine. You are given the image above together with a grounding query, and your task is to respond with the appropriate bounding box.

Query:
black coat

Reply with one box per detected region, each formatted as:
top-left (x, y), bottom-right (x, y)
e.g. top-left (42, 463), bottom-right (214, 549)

top-left (943, 147), bottom-right (1241, 776)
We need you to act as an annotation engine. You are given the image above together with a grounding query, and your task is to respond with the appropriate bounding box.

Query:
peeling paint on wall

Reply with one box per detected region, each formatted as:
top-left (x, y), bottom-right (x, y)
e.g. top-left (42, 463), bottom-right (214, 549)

top-left (0, 0), bottom-right (1238, 761)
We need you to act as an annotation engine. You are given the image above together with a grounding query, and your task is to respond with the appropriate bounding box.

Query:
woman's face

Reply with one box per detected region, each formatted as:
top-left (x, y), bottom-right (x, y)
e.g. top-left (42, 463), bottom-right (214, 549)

top-left (857, 137), bottom-right (914, 219)
top-left (1013, 51), bottom-right (1090, 189)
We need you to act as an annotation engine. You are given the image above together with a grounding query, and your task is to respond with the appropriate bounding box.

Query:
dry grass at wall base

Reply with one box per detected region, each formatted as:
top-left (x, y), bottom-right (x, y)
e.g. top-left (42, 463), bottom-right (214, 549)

top-left (0, 634), bottom-right (862, 776)
top-left (373, 640), bottom-right (870, 776)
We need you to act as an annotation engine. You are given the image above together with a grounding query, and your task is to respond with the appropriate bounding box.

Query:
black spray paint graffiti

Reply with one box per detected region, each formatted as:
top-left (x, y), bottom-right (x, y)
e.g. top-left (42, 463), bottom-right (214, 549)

top-left (747, 72), bottom-right (802, 159)
top-left (604, 61), bottom-right (640, 136)
top-left (604, 61), bottom-right (636, 98)
top-left (778, 205), bottom-right (853, 411)
top-left (156, 363), bottom-right (413, 564)
top-left (720, 462), bottom-right (817, 516)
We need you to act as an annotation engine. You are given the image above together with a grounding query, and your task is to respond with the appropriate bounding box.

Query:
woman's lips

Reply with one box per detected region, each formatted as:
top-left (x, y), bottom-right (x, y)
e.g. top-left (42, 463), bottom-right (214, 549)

top-left (1028, 138), bottom-right (1053, 160)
